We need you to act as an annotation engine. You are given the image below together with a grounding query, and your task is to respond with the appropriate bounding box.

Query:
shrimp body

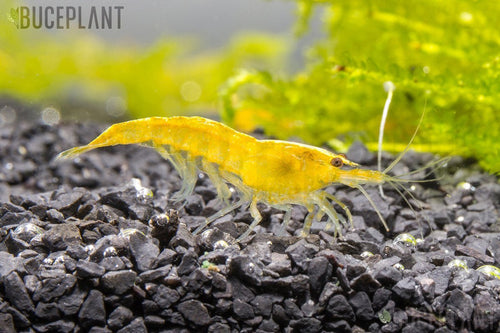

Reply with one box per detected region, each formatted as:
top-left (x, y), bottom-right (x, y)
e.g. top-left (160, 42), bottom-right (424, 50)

top-left (58, 116), bottom-right (398, 240)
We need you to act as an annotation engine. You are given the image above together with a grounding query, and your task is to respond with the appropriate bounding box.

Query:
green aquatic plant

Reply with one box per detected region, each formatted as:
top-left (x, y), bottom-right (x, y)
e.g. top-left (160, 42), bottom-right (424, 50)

top-left (477, 265), bottom-right (500, 280)
top-left (378, 309), bottom-right (391, 324)
top-left (447, 259), bottom-right (469, 271)
top-left (0, 0), bottom-right (288, 121)
top-left (220, 0), bottom-right (500, 172)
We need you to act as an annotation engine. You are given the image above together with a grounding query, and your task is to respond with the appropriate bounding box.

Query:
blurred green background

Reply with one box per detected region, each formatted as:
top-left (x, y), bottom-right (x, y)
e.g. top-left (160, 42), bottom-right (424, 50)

top-left (1, 0), bottom-right (499, 172)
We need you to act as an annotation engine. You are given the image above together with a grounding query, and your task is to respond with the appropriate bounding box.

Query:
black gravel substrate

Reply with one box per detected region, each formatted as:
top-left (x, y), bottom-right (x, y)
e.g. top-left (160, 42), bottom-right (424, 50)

top-left (1, 116), bottom-right (500, 333)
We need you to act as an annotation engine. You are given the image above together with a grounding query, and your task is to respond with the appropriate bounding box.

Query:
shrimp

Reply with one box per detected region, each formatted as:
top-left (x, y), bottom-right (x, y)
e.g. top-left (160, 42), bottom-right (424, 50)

top-left (57, 116), bottom-right (422, 241)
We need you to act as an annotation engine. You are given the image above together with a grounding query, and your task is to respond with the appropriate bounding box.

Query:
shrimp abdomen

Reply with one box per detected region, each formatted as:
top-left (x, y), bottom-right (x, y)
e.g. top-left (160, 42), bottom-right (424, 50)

top-left (152, 117), bottom-right (256, 175)
top-left (57, 117), bottom-right (255, 175)
top-left (56, 118), bottom-right (158, 160)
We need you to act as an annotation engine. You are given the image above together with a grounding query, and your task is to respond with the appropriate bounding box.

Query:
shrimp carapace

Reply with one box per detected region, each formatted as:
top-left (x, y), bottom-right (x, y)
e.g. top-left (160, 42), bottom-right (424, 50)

top-left (58, 116), bottom-right (418, 241)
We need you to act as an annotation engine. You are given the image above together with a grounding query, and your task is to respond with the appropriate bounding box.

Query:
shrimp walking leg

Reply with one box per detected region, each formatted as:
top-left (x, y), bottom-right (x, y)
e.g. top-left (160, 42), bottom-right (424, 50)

top-left (300, 205), bottom-right (317, 237)
top-left (277, 205), bottom-right (292, 236)
top-left (173, 153), bottom-right (197, 201)
top-left (201, 160), bottom-right (232, 205)
top-left (313, 196), bottom-right (345, 238)
top-left (193, 199), bottom-right (246, 235)
top-left (324, 192), bottom-right (353, 227)
top-left (236, 199), bottom-right (262, 241)
top-left (155, 146), bottom-right (197, 202)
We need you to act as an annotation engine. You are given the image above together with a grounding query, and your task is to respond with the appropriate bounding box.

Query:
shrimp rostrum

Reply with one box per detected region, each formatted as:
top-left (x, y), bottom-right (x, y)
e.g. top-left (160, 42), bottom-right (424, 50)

top-left (57, 116), bottom-right (417, 241)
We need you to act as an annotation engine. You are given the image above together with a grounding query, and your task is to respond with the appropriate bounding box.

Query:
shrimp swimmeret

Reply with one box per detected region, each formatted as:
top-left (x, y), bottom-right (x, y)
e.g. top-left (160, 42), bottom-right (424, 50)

top-left (57, 116), bottom-right (424, 241)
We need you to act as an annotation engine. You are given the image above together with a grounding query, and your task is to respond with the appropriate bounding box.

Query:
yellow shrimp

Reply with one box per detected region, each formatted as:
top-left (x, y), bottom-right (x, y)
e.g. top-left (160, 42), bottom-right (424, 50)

top-left (57, 116), bottom-right (415, 241)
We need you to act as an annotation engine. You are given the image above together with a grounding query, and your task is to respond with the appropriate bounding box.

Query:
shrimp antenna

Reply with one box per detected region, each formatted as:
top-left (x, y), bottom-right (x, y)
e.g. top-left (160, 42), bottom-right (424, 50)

top-left (387, 181), bottom-right (426, 239)
top-left (378, 81), bottom-right (396, 199)
top-left (354, 185), bottom-right (390, 232)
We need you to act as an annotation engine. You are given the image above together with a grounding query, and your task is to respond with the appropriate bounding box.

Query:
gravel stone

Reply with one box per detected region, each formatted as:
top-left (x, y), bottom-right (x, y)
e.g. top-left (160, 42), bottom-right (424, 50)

top-left (3, 271), bottom-right (34, 313)
top-left (34, 302), bottom-right (60, 321)
top-left (5, 306), bottom-right (31, 328)
top-left (32, 320), bottom-right (75, 333)
top-left (229, 255), bottom-right (264, 286)
top-left (351, 189), bottom-right (392, 228)
top-left (32, 274), bottom-right (77, 302)
top-left (90, 235), bottom-right (129, 262)
top-left (345, 257), bottom-right (367, 279)
top-left (349, 291), bottom-right (374, 322)
top-left (156, 248), bottom-right (177, 266)
top-left (0, 251), bottom-right (23, 278)
top-left (266, 252), bottom-right (292, 276)
top-left (283, 299), bottom-right (303, 319)
top-left (169, 223), bottom-right (197, 249)
top-left (350, 272), bottom-right (381, 293)
top-left (108, 306), bottom-right (134, 330)
top-left (307, 256), bottom-right (331, 296)
top-left (184, 194), bottom-right (204, 215)
top-left (425, 266), bottom-right (451, 296)
top-left (76, 260), bottom-right (106, 278)
top-left (208, 322), bottom-right (231, 333)
top-left (50, 189), bottom-right (86, 216)
top-left (46, 208), bottom-right (65, 223)
top-left (285, 239), bottom-right (319, 271)
top-left (473, 292), bottom-right (500, 332)
top-left (444, 289), bottom-right (474, 330)
top-left (138, 264), bottom-right (171, 283)
top-left (152, 284), bottom-right (180, 308)
top-left (101, 270), bottom-right (137, 294)
top-left (0, 313), bottom-right (16, 333)
top-left (401, 321), bottom-right (435, 333)
top-left (449, 267), bottom-right (478, 292)
top-left (78, 289), bottom-right (106, 329)
top-left (325, 320), bottom-right (351, 332)
top-left (233, 298), bottom-right (255, 320)
top-left (100, 256), bottom-right (126, 271)
top-left (0, 211), bottom-right (31, 227)
top-left (372, 288), bottom-right (392, 311)
top-left (259, 319), bottom-right (280, 332)
top-left (116, 317), bottom-right (147, 333)
top-left (392, 277), bottom-right (416, 302)
top-left (88, 327), bottom-right (112, 333)
top-left (177, 299), bottom-right (211, 326)
top-left (290, 317), bottom-right (322, 333)
top-left (300, 299), bottom-right (316, 317)
top-left (346, 141), bottom-right (374, 164)
top-left (177, 250), bottom-right (199, 276)
top-left (42, 223), bottom-right (82, 250)
top-left (144, 315), bottom-right (165, 328)
top-left (326, 295), bottom-right (355, 322)
top-left (272, 304), bottom-right (289, 326)
top-left (250, 294), bottom-right (281, 317)
top-left (128, 231), bottom-right (159, 272)
top-left (58, 288), bottom-right (87, 315)
top-left (374, 266), bottom-right (403, 286)
top-left (415, 276), bottom-right (436, 300)
top-left (455, 244), bottom-right (495, 265)
top-left (261, 274), bottom-right (309, 298)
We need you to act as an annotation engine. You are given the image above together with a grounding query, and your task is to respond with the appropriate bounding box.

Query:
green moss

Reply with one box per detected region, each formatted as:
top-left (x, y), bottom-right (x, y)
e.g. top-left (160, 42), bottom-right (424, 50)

top-left (221, 0), bottom-right (500, 173)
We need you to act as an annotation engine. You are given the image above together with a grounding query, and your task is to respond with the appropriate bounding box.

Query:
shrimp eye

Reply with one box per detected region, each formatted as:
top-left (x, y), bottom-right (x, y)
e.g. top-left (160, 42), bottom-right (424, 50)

top-left (330, 157), bottom-right (343, 168)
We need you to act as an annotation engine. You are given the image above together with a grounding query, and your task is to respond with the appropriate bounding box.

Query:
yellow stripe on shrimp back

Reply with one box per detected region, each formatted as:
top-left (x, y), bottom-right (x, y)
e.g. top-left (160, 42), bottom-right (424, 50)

top-left (58, 116), bottom-right (405, 241)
